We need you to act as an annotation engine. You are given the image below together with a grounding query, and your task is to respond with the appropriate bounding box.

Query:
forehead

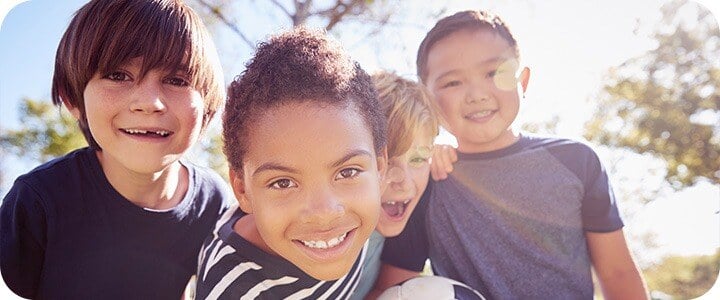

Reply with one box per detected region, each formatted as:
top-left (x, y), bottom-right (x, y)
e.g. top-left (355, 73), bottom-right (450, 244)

top-left (243, 102), bottom-right (376, 171)
top-left (426, 28), bottom-right (514, 80)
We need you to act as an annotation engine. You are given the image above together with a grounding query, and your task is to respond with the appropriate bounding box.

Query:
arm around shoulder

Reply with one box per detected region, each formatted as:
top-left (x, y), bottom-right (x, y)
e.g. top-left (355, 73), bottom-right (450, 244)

top-left (586, 229), bottom-right (649, 300)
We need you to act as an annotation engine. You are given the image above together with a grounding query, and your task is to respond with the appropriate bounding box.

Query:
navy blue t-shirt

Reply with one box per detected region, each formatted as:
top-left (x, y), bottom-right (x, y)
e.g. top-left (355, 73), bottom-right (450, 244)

top-left (0, 147), bottom-right (230, 299)
top-left (382, 134), bottom-right (623, 299)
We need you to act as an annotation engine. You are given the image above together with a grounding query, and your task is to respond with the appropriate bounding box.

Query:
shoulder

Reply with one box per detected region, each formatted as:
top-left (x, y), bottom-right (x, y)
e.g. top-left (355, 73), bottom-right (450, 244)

top-left (183, 161), bottom-right (233, 206)
top-left (11, 148), bottom-right (95, 195)
top-left (520, 133), bottom-right (602, 165)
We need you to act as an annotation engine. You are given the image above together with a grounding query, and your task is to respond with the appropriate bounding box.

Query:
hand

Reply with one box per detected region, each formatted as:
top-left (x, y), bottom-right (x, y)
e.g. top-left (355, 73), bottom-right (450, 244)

top-left (430, 144), bottom-right (457, 181)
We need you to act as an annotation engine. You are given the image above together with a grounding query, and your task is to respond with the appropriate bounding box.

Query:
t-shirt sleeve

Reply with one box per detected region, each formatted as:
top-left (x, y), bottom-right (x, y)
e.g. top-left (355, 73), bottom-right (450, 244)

top-left (546, 140), bottom-right (623, 232)
top-left (579, 149), bottom-right (624, 232)
top-left (0, 179), bottom-right (47, 298)
top-left (380, 183), bottom-right (431, 272)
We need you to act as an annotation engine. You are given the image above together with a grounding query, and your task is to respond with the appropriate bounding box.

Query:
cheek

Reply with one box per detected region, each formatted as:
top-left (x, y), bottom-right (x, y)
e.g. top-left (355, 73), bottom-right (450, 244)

top-left (411, 167), bottom-right (430, 192)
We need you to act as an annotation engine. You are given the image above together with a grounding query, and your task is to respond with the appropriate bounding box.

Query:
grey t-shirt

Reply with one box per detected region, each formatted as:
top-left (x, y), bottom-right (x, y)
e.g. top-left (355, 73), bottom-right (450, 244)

top-left (382, 134), bottom-right (623, 299)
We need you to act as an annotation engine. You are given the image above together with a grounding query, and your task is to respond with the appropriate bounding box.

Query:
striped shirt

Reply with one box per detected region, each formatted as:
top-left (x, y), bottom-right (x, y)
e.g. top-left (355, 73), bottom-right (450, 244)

top-left (196, 206), bottom-right (366, 300)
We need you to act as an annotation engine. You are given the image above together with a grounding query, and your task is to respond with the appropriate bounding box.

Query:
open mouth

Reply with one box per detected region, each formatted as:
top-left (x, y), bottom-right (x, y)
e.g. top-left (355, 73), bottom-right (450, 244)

top-left (120, 128), bottom-right (172, 138)
top-left (382, 199), bottom-right (411, 218)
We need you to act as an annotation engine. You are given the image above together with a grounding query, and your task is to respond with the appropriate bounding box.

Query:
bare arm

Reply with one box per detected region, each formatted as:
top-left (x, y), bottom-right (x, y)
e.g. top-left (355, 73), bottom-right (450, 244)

top-left (366, 263), bottom-right (421, 300)
top-left (586, 229), bottom-right (649, 300)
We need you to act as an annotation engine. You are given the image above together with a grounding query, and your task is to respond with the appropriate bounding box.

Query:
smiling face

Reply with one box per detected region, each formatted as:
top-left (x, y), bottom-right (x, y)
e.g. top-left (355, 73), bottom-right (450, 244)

top-left (426, 28), bottom-right (529, 153)
top-left (78, 57), bottom-right (204, 175)
top-left (376, 126), bottom-right (434, 237)
top-left (232, 101), bottom-right (385, 281)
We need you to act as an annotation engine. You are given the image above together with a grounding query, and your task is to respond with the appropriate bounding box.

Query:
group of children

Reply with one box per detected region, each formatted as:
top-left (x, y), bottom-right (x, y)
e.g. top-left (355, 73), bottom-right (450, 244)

top-left (0, 0), bottom-right (649, 299)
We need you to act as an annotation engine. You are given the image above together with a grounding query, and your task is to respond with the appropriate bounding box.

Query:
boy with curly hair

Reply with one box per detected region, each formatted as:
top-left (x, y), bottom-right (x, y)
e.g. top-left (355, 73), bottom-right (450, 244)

top-left (195, 27), bottom-right (387, 299)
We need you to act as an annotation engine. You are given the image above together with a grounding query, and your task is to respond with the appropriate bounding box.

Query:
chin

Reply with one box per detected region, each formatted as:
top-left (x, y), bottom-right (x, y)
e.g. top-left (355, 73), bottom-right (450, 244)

top-left (376, 221), bottom-right (406, 238)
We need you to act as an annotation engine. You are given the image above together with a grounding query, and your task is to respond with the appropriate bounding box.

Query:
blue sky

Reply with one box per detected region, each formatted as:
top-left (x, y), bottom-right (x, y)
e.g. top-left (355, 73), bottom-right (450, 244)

top-left (1, 0), bottom-right (719, 298)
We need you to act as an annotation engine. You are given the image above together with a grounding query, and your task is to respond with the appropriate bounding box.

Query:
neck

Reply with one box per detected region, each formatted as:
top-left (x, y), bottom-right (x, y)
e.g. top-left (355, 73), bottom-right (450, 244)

top-left (234, 214), bottom-right (276, 255)
top-left (97, 151), bottom-right (188, 210)
top-left (456, 129), bottom-right (520, 153)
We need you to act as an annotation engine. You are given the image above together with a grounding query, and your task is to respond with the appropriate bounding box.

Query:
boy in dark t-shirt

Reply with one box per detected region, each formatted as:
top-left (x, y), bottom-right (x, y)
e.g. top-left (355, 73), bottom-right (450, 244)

top-left (195, 27), bottom-right (387, 299)
top-left (0, 1), bottom-right (228, 299)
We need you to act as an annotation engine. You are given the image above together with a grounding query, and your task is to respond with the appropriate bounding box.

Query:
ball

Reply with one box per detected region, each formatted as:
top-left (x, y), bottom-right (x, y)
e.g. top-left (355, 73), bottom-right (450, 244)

top-left (377, 276), bottom-right (486, 300)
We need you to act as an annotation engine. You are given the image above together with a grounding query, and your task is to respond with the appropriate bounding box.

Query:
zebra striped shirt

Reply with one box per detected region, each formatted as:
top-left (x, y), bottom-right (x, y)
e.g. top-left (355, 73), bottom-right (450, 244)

top-left (195, 206), bottom-right (366, 300)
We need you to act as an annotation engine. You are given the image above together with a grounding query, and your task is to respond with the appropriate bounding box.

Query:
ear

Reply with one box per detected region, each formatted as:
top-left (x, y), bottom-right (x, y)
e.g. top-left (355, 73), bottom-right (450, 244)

top-left (518, 66), bottom-right (531, 94)
top-left (229, 168), bottom-right (253, 214)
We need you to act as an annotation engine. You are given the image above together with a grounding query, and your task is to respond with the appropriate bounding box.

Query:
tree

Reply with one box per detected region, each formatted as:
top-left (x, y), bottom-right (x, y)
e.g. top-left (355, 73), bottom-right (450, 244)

top-left (192, 0), bottom-right (395, 50)
top-left (584, 0), bottom-right (719, 189)
top-left (642, 250), bottom-right (720, 299)
top-left (0, 98), bottom-right (86, 163)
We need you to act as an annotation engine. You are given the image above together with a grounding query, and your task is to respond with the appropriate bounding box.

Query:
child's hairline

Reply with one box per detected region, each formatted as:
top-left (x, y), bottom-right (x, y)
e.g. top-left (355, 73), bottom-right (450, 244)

top-left (225, 97), bottom-right (387, 174)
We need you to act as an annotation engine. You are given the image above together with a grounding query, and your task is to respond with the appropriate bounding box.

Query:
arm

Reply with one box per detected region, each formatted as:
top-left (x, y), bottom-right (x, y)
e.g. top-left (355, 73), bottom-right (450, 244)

top-left (366, 263), bottom-right (420, 300)
top-left (586, 229), bottom-right (649, 300)
top-left (430, 144), bottom-right (457, 181)
top-left (0, 181), bottom-right (47, 299)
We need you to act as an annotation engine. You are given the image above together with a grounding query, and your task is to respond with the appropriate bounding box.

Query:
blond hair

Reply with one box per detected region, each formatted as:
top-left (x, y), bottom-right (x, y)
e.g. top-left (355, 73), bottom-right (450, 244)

top-left (372, 71), bottom-right (440, 158)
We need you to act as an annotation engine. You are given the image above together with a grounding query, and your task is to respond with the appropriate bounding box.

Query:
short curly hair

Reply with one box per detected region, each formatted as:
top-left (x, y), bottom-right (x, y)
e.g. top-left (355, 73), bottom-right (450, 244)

top-left (223, 27), bottom-right (386, 171)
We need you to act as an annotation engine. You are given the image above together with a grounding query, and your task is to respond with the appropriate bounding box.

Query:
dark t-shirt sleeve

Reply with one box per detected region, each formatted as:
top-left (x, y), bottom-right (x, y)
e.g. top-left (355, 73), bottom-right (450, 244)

top-left (0, 179), bottom-right (47, 299)
top-left (380, 181), bottom-right (431, 272)
top-left (546, 140), bottom-right (623, 232)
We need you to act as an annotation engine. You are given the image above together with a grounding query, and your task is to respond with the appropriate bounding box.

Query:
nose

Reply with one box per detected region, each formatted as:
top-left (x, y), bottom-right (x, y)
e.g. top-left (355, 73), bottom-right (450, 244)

top-left (465, 78), bottom-right (490, 104)
top-left (129, 81), bottom-right (166, 114)
top-left (386, 164), bottom-right (412, 192)
top-left (300, 186), bottom-right (345, 224)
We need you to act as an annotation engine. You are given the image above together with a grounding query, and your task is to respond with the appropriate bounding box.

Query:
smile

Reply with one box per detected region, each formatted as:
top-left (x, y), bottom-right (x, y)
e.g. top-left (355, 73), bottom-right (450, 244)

top-left (300, 232), bottom-right (348, 249)
top-left (382, 199), bottom-right (411, 218)
top-left (121, 128), bottom-right (172, 137)
top-left (465, 110), bottom-right (494, 119)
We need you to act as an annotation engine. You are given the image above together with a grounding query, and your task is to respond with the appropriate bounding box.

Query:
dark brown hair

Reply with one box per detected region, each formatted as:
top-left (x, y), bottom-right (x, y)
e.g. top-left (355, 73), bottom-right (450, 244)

top-left (416, 10), bottom-right (519, 83)
top-left (51, 0), bottom-right (224, 149)
top-left (223, 27), bottom-right (386, 172)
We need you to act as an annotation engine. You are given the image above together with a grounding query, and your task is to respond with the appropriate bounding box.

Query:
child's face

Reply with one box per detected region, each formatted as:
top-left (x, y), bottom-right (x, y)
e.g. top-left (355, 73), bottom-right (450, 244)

top-left (78, 57), bottom-right (204, 174)
top-left (425, 28), bottom-right (529, 153)
top-left (376, 127), bottom-right (433, 237)
top-left (233, 101), bottom-right (385, 280)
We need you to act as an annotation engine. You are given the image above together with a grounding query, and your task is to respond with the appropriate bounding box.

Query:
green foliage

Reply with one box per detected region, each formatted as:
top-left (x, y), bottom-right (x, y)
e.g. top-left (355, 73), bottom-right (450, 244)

top-left (643, 250), bottom-right (720, 299)
top-left (584, 0), bottom-right (719, 188)
top-left (0, 98), bottom-right (86, 163)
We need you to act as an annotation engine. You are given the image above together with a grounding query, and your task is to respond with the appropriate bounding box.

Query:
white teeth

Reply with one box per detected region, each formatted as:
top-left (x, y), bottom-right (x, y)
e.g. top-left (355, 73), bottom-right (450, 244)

top-left (468, 110), bottom-right (493, 118)
top-left (301, 232), bottom-right (347, 249)
top-left (122, 129), bottom-right (170, 137)
top-left (124, 129), bottom-right (147, 134)
top-left (383, 199), bottom-right (411, 206)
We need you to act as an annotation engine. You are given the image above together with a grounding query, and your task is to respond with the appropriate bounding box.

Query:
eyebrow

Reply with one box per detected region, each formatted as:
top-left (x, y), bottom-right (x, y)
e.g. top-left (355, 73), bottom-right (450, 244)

top-left (252, 149), bottom-right (374, 177)
top-left (329, 149), bottom-right (373, 168)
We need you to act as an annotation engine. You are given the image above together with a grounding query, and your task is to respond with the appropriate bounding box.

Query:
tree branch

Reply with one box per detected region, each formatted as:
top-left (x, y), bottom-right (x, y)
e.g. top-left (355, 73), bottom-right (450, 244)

top-left (195, 0), bottom-right (256, 50)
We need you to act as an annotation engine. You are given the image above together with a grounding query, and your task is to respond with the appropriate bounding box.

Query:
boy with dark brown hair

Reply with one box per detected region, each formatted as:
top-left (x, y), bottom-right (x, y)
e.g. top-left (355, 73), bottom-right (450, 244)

top-left (0, 0), bottom-right (229, 298)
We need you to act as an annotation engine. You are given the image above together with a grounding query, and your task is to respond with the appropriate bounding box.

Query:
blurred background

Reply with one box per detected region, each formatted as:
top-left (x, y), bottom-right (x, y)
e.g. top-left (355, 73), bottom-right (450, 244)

top-left (1, 0), bottom-right (718, 298)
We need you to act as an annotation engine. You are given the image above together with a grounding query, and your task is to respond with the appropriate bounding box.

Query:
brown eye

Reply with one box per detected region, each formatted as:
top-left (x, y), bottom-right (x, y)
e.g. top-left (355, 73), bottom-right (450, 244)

top-left (105, 71), bottom-right (130, 81)
top-left (336, 168), bottom-right (360, 180)
top-left (270, 178), bottom-right (297, 189)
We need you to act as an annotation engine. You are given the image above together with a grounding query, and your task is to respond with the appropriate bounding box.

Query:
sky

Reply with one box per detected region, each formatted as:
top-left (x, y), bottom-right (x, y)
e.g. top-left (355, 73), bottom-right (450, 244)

top-left (1, 0), bottom-right (719, 298)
